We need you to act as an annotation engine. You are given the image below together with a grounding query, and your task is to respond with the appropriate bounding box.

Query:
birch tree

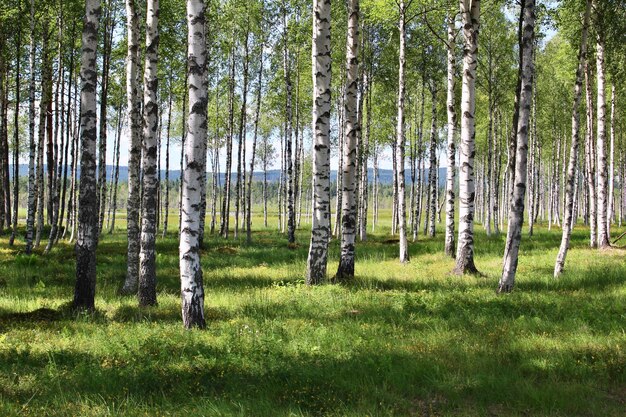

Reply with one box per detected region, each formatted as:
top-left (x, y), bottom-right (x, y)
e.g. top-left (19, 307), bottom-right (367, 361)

top-left (138, 0), bottom-right (160, 307)
top-left (335, 0), bottom-right (359, 280)
top-left (25, 0), bottom-right (36, 254)
top-left (282, 2), bottom-right (296, 244)
top-left (396, 0), bottom-right (409, 263)
top-left (8, 1), bottom-right (22, 246)
top-left (74, 0), bottom-right (101, 310)
top-left (180, 0), bottom-right (207, 328)
top-left (427, 82), bottom-right (437, 238)
top-left (498, 0), bottom-right (535, 293)
top-left (122, 0), bottom-right (142, 294)
top-left (554, 0), bottom-right (591, 277)
top-left (444, 12), bottom-right (457, 257)
top-left (246, 47), bottom-right (264, 244)
top-left (454, 0), bottom-right (480, 275)
top-left (306, 0), bottom-right (332, 285)
top-left (594, 0), bottom-right (610, 248)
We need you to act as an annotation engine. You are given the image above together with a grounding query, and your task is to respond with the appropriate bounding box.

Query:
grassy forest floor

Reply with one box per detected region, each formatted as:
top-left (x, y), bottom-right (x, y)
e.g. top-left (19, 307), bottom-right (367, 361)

top-left (0, 211), bottom-right (625, 416)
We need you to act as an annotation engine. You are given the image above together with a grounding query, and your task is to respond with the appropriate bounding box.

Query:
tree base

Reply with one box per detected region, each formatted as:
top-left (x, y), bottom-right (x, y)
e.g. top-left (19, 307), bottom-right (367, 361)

top-left (497, 282), bottom-right (514, 294)
top-left (333, 262), bottom-right (354, 283)
top-left (452, 260), bottom-right (480, 276)
top-left (119, 283), bottom-right (138, 296)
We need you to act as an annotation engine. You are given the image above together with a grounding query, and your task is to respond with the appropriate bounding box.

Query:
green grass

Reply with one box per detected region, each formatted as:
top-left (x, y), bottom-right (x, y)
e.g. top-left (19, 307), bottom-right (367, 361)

top-left (0, 212), bottom-right (624, 416)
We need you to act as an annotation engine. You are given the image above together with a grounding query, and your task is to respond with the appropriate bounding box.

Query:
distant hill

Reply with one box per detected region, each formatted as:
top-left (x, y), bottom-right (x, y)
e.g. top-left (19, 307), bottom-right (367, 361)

top-left (11, 164), bottom-right (447, 187)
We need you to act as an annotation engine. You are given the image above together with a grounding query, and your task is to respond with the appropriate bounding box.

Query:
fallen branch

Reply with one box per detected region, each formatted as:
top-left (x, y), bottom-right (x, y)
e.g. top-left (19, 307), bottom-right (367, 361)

top-left (611, 230), bottom-right (626, 245)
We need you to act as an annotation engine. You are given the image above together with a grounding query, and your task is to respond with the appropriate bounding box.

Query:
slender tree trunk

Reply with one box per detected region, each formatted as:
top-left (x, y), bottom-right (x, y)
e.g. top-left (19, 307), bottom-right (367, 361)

top-left (178, 55), bottom-right (188, 236)
top-left (359, 65), bottom-right (370, 242)
top-left (427, 82), bottom-right (437, 238)
top-left (395, 2), bottom-right (409, 261)
top-left (9, 8), bottom-right (22, 246)
top-left (180, 0), bottom-right (207, 329)
top-left (0, 52), bottom-right (6, 233)
top-left (220, 46), bottom-right (235, 238)
top-left (123, 0), bottom-right (142, 294)
top-left (392, 140), bottom-right (398, 236)
top-left (608, 83), bottom-right (615, 231)
top-left (246, 50), bottom-right (263, 244)
top-left (3, 72), bottom-right (9, 229)
top-left (138, 0), bottom-right (160, 307)
top-left (372, 144), bottom-right (379, 232)
top-left (66, 80), bottom-right (80, 242)
top-left (333, 108), bottom-right (343, 238)
top-left (97, 3), bottom-right (112, 234)
top-left (413, 82), bottom-right (425, 241)
top-left (585, 59), bottom-right (597, 247)
top-left (74, 0), bottom-right (101, 311)
top-left (209, 81), bottom-right (220, 236)
top-left (44, 41), bottom-right (66, 254)
top-left (109, 105), bottom-right (123, 233)
top-left (306, 0), bottom-right (332, 284)
top-left (263, 144), bottom-right (268, 227)
top-left (527, 57), bottom-right (537, 237)
top-left (25, 0), bottom-right (37, 253)
top-left (494, 112), bottom-right (502, 235)
top-left (162, 88), bottom-right (172, 237)
top-left (486, 88), bottom-right (493, 236)
top-left (235, 30), bottom-right (250, 240)
top-left (554, 0), bottom-right (591, 277)
top-left (335, 0), bottom-right (360, 279)
top-left (106, 119), bottom-right (117, 231)
top-left (35, 25), bottom-right (52, 248)
top-left (282, 4), bottom-right (296, 244)
top-left (45, 68), bottom-right (54, 228)
top-left (294, 48), bottom-right (302, 230)
top-left (444, 13), bottom-right (457, 257)
top-left (499, 0), bottom-right (535, 292)
top-left (454, 0), bottom-right (480, 275)
top-left (594, 9), bottom-right (609, 248)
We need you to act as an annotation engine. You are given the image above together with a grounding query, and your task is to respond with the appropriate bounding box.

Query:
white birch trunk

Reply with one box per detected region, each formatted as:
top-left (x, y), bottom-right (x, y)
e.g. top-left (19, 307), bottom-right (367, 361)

top-left (554, 0), bottom-right (591, 277)
top-left (395, 1), bottom-right (409, 262)
top-left (335, 0), bottom-right (360, 279)
top-left (306, 0), bottom-right (332, 284)
top-left (74, 0), bottom-right (101, 310)
top-left (444, 13), bottom-right (457, 257)
top-left (282, 7), bottom-right (295, 244)
top-left (246, 50), bottom-right (263, 244)
top-left (499, 0), bottom-right (535, 293)
top-left (123, 0), bottom-right (142, 293)
top-left (608, 83), bottom-right (615, 231)
top-left (454, 0), bottom-right (480, 275)
top-left (594, 2), bottom-right (609, 248)
top-left (584, 59), bottom-right (597, 247)
top-left (138, 0), bottom-right (159, 306)
top-left (428, 83), bottom-right (437, 238)
top-left (180, 0), bottom-right (208, 329)
top-left (359, 68), bottom-right (370, 242)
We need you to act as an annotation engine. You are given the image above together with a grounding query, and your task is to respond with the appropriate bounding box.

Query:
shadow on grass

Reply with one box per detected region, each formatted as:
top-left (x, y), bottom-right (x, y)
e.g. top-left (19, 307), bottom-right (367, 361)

top-left (0, 325), bottom-right (622, 416)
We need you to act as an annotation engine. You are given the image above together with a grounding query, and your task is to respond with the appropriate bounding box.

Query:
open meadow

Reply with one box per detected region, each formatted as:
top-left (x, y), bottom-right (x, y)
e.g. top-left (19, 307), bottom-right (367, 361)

top-left (0, 211), bottom-right (624, 416)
